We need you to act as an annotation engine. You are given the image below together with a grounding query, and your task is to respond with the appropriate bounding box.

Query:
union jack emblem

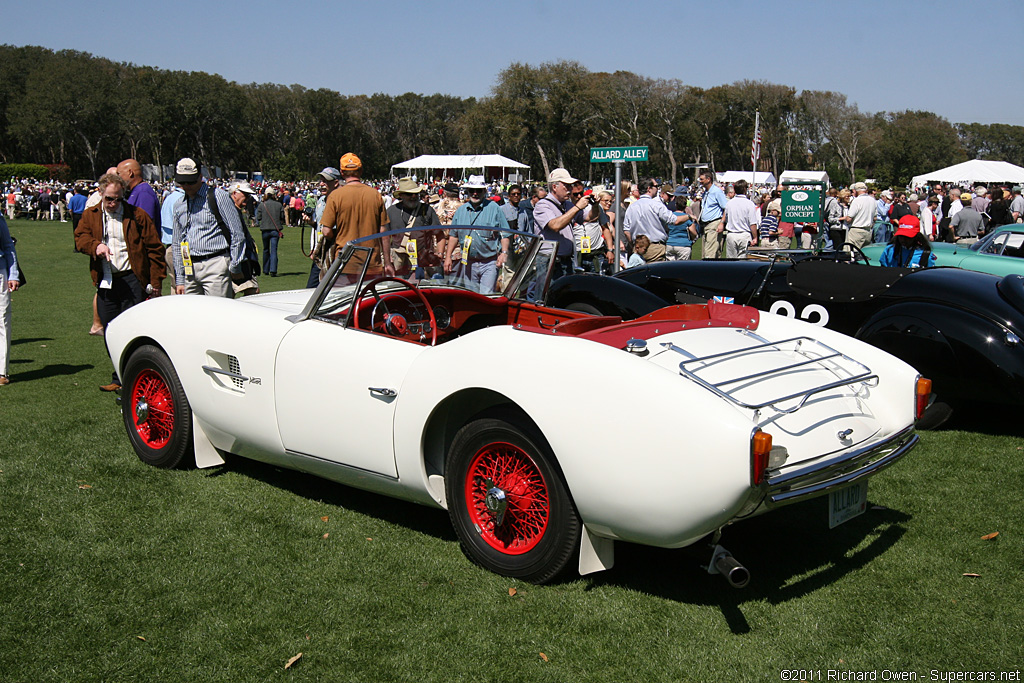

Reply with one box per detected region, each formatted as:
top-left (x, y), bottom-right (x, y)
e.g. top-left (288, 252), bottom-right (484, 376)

top-left (713, 296), bottom-right (735, 304)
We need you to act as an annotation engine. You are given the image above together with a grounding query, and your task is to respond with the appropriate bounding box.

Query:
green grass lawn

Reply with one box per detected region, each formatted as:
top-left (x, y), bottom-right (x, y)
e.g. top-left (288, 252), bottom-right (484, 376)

top-left (1, 218), bottom-right (1022, 682)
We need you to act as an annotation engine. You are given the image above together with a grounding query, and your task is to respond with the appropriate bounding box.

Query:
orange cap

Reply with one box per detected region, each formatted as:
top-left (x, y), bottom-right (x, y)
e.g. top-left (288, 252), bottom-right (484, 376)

top-left (340, 153), bottom-right (362, 171)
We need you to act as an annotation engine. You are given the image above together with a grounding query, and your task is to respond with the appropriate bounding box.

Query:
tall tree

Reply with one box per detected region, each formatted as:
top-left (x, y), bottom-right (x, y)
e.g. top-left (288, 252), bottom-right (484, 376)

top-left (871, 111), bottom-right (965, 187)
top-left (799, 90), bottom-right (872, 184)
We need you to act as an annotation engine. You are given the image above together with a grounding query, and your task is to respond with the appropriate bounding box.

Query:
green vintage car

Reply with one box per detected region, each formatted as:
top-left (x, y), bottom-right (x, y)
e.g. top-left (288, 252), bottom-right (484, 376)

top-left (861, 224), bottom-right (1024, 276)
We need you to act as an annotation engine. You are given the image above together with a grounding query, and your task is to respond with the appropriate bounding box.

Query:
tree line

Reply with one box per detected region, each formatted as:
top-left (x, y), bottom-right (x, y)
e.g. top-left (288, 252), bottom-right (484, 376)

top-left (2, 45), bottom-right (1022, 188)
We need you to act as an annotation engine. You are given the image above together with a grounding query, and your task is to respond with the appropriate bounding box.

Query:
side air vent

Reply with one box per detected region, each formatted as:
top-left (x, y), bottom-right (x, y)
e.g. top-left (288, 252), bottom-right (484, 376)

top-left (228, 355), bottom-right (243, 389)
top-left (203, 351), bottom-right (249, 393)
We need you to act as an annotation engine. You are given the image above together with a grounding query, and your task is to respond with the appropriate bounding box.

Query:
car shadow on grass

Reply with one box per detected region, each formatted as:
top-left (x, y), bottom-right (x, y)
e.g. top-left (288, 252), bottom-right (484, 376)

top-left (214, 453), bottom-right (456, 542)
top-left (585, 499), bottom-right (911, 633)
top-left (210, 453), bottom-right (910, 631)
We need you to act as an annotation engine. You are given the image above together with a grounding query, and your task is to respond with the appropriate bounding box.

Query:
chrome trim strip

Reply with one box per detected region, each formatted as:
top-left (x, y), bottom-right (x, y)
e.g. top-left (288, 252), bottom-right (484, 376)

top-left (202, 365), bottom-right (249, 382)
top-left (283, 449), bottom-right (400, 481)
top-left (766, 427), bottom-right (918, 505)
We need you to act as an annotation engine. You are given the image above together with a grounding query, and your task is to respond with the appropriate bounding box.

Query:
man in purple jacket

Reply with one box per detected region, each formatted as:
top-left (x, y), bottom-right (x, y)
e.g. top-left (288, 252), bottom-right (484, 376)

top-left (117, 159), bottom-right (160, 223)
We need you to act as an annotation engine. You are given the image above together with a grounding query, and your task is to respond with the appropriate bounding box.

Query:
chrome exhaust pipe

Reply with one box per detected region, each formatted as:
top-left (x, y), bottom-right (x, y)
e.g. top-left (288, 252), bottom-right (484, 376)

top-left (708, 545), bottom-right (750, 589)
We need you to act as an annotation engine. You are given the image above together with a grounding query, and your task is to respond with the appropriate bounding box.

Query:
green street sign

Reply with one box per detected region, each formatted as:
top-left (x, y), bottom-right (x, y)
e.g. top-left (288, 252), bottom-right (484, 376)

top-left (590, 146), bottom-right (649, 163)
top-left (782, 190), bottom-right (821, 222)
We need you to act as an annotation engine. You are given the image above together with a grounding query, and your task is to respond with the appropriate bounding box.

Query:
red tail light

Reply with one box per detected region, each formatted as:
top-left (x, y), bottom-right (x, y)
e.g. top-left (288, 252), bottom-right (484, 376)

top-left (915, 377), bottom-right (932, 420)
top-left (751, 430), bottom-right (773, 485)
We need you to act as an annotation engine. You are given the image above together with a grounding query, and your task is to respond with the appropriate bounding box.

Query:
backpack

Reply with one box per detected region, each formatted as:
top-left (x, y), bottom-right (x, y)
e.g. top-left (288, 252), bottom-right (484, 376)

top-left (207, 187), bottom-right (261, 282)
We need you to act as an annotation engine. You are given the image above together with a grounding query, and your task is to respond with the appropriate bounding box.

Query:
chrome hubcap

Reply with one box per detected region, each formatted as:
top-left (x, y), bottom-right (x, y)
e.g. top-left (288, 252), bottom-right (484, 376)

top-left (135, 399), bottom-right (149, 424)
top-left (483, 479), bottom-right (508, 526)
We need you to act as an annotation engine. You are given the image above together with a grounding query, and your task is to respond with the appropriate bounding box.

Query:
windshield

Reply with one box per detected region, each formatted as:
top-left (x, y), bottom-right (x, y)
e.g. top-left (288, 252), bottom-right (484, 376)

top-left (312, 226), bottom-right (551, 322)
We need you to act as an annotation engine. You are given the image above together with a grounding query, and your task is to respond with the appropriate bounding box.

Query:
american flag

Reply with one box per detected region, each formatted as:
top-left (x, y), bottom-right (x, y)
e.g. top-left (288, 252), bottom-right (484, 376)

top-left (751, 110), bottom-right (761, 170)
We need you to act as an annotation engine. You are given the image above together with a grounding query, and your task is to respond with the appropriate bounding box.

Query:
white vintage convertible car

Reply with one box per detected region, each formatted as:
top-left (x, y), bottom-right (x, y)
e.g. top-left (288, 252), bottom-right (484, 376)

top-left (105, 226), bottom-right (927, 585)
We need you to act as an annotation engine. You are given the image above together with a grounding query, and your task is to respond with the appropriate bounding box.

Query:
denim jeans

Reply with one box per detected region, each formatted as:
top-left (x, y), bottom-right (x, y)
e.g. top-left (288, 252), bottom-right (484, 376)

top-left (262, 231), bottom-right (279, 274)
top-left (464, 259), bottom-right (498, 294)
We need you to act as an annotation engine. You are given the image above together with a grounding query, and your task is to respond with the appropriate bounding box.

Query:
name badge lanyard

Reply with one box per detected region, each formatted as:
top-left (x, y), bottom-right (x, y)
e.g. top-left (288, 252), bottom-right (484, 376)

top-left (461, 207), bottom-right (485, 265)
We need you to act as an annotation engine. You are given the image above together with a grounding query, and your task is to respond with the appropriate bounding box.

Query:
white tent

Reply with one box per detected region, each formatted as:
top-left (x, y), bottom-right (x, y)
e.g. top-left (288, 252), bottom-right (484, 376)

top-left (391, 154), bottom-right (530, 181)
top-left (779, 170), bottom-right (829, 186)
top-left (910, 160), bottom-right (1024, 188)
top-left (716, 170), bottom-right (777, 185)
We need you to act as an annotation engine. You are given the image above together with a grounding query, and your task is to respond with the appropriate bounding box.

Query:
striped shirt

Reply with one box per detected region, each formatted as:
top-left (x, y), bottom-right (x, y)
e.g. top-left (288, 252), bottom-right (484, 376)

top-left (759, 214), bottom-right (780, 241)
top-left (171, 183), bottom-right (245, 286)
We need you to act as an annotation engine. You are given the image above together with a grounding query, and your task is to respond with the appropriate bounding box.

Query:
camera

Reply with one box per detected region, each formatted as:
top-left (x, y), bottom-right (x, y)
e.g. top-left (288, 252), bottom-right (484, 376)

top-left (587, 195), bottom-right (599, 205)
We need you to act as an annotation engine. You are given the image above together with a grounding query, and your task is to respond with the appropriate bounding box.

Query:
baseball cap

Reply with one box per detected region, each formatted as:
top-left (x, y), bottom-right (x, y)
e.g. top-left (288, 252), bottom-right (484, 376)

top-left (174, 158), bottom-right (200, 184)
top-left (227, 181), bottom-right (256, 196)
top-left (339, 153), bottom-right (362, 171)
top-left (317, 167), bottom-right (342, 181)
top-left (547, 168), bottom-right (577, 185)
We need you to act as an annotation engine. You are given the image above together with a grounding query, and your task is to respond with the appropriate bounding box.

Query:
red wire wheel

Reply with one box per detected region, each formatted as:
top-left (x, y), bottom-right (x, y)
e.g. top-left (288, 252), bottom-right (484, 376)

top-left (130, 369), bottom-right (175, 449)
top-left (464, 441), bottom-right (549, 555)
top-left (120, 345), bottom-right (194, 469)
top-left (446, 416), bottom-right (580, 584)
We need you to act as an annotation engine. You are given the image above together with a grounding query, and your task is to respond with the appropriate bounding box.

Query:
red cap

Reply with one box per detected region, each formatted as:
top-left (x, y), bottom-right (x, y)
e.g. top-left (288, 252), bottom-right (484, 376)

top-left (895, 220), bottom-right (920, 238)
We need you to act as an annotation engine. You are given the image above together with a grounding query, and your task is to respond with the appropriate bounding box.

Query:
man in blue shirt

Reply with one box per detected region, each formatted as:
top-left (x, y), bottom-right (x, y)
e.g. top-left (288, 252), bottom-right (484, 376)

top-left (68, 186), bottom-right (88, 239)
top-left (159, 185), bottom-right (185, 294)
top-left (444, 175), bottom-right (510, 294)
top-left (697, 171), bottom-right (728, 259)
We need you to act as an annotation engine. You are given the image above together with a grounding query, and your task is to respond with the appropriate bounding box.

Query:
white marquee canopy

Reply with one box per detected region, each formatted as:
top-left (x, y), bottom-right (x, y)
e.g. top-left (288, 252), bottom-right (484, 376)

top-left (716, 170), bottom-right (777, 185)
top-left (391, 154), bottom-right (530, 181)
top-left (910, 159), bottom-right (1024, 188)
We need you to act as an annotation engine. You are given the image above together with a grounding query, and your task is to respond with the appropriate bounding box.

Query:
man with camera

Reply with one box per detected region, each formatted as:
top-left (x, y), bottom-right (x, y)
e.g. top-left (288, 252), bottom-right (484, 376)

top-left (533, 168), bottom-right (590, 280)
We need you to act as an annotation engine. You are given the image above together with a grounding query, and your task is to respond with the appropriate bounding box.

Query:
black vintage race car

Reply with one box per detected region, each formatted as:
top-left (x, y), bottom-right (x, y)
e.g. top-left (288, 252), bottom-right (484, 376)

top-left (548, 256), bottom-right (1024, 429)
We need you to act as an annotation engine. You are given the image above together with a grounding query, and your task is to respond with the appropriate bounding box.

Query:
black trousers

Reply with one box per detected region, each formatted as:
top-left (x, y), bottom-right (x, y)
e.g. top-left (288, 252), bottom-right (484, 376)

top-left (97, 272), bottom-right (144, 384)
top-left (97, 272), bottom-right (144, 328)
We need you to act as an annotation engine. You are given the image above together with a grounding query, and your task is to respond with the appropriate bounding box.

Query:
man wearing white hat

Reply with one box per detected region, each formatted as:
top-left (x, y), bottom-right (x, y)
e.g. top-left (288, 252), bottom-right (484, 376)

top-left (227, 181), bottom-right (261, 296)
top-left (444, 175), bottom-right (509, 293)
top-left (534, 168), bottom-right (590, 281)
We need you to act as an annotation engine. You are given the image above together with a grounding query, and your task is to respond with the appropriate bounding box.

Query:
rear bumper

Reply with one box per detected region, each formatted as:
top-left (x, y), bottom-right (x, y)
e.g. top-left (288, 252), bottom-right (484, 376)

top-left (765, 426), bottom-right (918, 506)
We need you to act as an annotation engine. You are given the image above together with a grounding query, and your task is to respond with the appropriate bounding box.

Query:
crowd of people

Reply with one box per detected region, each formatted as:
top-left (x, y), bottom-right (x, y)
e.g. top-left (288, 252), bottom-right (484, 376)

top-left (2, 155), bottom-right (1024, 390)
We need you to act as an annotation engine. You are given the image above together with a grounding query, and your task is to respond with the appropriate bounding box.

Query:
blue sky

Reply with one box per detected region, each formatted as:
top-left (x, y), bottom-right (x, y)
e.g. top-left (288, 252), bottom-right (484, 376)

top-left (3, 0), bottom-right (1022, 126)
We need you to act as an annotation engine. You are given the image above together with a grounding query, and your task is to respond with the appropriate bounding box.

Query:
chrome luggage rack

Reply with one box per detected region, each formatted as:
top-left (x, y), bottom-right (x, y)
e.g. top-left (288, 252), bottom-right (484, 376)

top-left (662, 330), bottom-right (878, 415)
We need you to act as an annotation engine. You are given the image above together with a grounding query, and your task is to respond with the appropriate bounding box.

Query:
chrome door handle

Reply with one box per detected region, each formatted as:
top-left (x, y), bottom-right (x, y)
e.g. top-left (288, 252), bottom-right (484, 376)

top-left (368, 387), bottom-right (396, 397)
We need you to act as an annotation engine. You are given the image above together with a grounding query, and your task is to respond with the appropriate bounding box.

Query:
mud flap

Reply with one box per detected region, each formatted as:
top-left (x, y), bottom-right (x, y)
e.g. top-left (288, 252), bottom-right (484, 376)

top-left (578, 525), bottom-right (615, 575)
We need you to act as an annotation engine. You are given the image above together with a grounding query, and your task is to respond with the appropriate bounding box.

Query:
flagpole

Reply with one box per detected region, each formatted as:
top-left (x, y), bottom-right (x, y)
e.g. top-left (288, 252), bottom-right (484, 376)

top-left (751, 109), bottom-right (760, 187)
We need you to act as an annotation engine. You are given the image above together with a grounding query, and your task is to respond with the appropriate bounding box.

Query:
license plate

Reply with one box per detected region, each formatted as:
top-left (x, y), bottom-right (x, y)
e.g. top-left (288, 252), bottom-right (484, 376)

top-left (828, 480), bottom-right (868, 528)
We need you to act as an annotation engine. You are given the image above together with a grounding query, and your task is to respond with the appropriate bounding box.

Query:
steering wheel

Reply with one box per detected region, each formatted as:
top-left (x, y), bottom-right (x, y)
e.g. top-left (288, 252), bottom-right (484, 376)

top-left (351, 276), bottom-right (437, 345)
top-left (843, 242), bottom-right (871, 266)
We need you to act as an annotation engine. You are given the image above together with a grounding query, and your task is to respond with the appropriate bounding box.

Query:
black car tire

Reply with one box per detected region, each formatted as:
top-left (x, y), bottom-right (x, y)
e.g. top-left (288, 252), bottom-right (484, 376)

top-left (446, 417), bottom-right (580, 584)
top-left (121, 345), bottom-right (194, 469)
